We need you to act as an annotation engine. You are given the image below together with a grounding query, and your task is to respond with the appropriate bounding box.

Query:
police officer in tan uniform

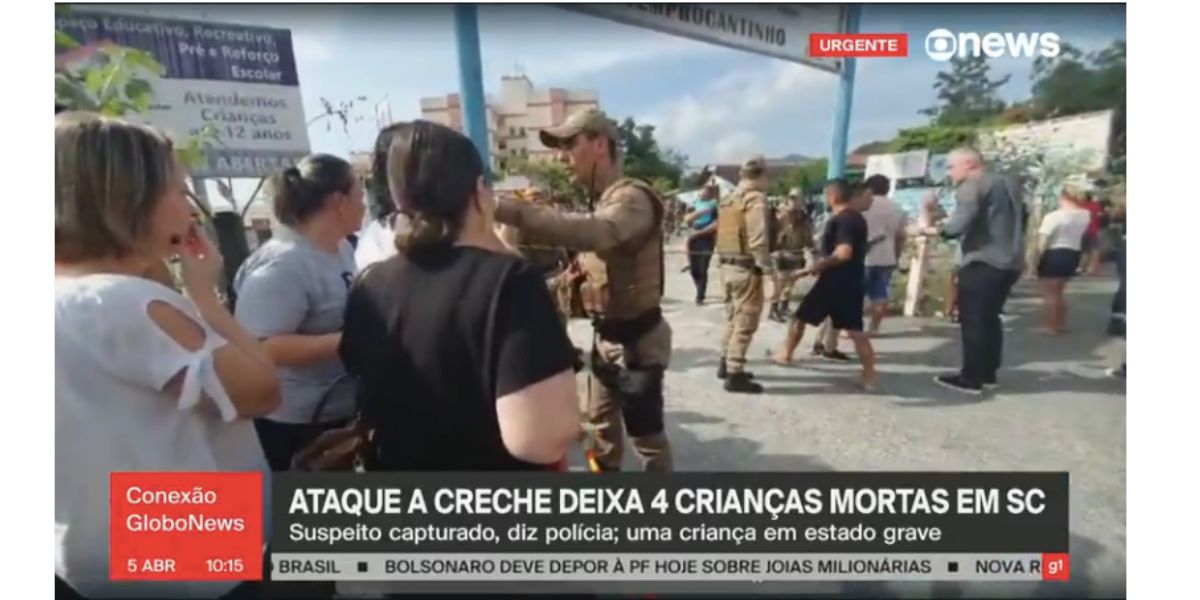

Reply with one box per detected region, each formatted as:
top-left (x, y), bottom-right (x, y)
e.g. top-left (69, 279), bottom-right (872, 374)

top-left (715, 156), bottom-right (772, 394)
top-left (501, 187), bottom-right (577, 323)
top-left (493, 108), bottom-right (672, 472)
top-left (769, 188), bottom-right (816, 322)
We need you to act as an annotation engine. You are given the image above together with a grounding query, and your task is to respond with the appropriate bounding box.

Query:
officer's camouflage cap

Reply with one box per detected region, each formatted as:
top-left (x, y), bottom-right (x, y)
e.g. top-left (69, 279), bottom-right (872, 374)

top-left (540, 108), bottom-right (620, 149)
top-left (741, 155), bottom-right (767, 175)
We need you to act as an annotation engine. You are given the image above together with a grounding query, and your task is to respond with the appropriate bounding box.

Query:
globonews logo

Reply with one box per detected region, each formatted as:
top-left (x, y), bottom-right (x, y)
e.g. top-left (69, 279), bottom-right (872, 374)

top-left (924, 28), bottom-right (1060, 61)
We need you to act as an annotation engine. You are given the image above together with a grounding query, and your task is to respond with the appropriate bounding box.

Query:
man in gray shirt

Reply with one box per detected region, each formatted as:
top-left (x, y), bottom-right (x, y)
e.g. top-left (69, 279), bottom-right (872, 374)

top-left (924, 147), bottom-right (1026, 394)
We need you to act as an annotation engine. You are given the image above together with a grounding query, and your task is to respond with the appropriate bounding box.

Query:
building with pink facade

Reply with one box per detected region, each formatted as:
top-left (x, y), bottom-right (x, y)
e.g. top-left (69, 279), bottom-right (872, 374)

top-left (419, 75), bottom-right (599, 172)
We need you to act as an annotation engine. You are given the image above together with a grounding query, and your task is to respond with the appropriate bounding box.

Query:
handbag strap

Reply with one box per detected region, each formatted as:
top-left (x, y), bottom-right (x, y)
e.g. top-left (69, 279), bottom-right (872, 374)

top-left (307, 261), bottom-right (384, 427)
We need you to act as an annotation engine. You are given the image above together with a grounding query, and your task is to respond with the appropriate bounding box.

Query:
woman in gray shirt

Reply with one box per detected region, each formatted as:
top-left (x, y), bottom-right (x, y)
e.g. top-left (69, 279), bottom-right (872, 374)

top-left (233, 154), bottom-right (365, 470)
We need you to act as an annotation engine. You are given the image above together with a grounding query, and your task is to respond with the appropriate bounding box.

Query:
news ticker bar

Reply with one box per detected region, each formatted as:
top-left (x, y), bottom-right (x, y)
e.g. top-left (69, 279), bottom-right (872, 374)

top-left (270, 553), bottom-right (1070, 582)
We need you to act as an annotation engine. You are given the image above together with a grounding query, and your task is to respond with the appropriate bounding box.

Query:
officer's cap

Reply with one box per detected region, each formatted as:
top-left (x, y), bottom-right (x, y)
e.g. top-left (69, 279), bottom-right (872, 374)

top-left (741, 155), bottom-right (767, 177)
top-left (540, 108), bottom-right (619, 149)
top-left (788, 187), bottom-right (802, 198)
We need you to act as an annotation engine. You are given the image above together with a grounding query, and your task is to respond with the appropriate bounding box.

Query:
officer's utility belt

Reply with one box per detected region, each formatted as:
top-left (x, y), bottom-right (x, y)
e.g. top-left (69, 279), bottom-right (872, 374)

top-left (773, 252), bottom-right (805, 272)
top-left (718, 255), bottom-right (756, 268)
top-left (593, 307), bottom-right (663, 347)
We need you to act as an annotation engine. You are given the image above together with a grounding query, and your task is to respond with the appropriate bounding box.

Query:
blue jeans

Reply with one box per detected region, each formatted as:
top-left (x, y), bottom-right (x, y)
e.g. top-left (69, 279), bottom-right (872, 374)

top-left (864, 266), bottom-right (896, 302)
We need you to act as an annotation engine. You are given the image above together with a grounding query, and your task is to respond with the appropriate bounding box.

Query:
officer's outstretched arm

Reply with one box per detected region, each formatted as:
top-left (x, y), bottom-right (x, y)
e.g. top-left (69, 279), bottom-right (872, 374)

top-left (494, 189), bottom-right (654, 253)
top-left (743, 192), bottom-right (772, 273)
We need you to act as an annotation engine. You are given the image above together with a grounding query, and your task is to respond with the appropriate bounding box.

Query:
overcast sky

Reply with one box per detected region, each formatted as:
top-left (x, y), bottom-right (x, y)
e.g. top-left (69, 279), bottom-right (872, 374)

top-left (100, 3), bottom-right (1124, 168)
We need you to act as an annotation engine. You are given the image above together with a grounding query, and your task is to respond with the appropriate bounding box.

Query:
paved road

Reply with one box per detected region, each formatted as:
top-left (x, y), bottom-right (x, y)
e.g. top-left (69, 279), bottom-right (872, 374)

top-left (564, 245), bottom-right (1126, 598)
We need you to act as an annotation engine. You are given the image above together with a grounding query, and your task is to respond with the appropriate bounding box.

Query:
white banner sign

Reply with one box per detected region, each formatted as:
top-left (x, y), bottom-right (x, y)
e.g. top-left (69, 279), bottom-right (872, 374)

top-left (569, 4), bottom-right (847, 73)
top-left (865, 150), bottom-right (931, 185)
top-left (980, 110), bottom-right (1114, 172)
top-left (57, 11), bottom-right (311, 178)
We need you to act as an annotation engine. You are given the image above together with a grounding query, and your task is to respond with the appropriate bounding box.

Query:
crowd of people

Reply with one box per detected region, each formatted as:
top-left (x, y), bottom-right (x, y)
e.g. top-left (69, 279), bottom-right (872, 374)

top-left (54, 106), bottom-right (1125, 598)
top-left (677, 148), bottom-right (1126, 395)
top-left (55, 113), bottom-right (587, 598)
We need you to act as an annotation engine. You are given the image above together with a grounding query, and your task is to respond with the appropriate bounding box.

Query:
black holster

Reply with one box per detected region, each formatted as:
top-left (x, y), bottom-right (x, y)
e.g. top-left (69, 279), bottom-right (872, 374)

top-left (593, 307), bottom-right (663, 347)
top-left (590, 307), bottom-right (667, 438)
top-left (590, 352), bottom-right (665, 438)
top-left (617, 365), bottom-right (665, 438)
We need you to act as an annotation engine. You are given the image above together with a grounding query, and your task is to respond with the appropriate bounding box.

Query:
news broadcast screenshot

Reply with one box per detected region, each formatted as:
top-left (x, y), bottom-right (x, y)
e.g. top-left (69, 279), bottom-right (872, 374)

top-left (48, 1), bottom-right (1140, 599)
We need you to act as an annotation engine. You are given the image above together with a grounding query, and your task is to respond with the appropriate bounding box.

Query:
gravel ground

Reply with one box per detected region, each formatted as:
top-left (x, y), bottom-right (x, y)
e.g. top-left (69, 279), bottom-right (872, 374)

top-left (561, 244), bottom-right (1126, 598)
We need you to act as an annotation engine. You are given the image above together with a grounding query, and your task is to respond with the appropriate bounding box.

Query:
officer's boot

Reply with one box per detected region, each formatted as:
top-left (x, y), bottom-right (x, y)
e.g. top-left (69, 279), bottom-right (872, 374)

top-left (724, 371), bottom-right (763, 394)
top-left (772, 301), bottom-right (786, 323)
top-left (780, 299), bottom-right (791, 318)
top-left (717, 356), bottom-right (728, 379)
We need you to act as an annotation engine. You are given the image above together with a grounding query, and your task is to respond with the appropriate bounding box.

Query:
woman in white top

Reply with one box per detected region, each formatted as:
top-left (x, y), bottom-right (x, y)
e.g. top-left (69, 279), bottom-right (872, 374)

top-left (1036, 186), bottom-right (1092, 334)
top-left (355, 122), bottom-right (409, 269)
top-left (55, 113), bottom-right (279, 598)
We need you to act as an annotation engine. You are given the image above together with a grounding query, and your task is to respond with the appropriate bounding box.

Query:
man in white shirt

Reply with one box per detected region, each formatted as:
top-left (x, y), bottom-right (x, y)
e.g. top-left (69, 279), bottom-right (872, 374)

top-left (860, 174), bottom-right (907, 335)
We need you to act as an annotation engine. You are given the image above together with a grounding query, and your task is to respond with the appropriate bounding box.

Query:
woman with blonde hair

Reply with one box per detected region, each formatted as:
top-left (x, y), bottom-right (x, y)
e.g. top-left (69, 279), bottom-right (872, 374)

top-left (55, 113), bottom-right (278, 598)
top-left (1036, 185), bottom-right (1092, 334)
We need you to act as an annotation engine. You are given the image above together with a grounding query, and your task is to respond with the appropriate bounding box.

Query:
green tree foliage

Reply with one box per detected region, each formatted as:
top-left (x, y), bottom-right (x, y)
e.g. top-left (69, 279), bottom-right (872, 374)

top-left (616, 117), bottom-right (686, 188)
top-left (55, 25), bottom-right (217, 173)
top-left (889, 125), bottom-right (977, 153)
top-left (1029, 40), bottom-right (1126, 159)
top-left (56, 43), bottom-right (165, 118)
top-left (920, 55), bottom-right (1011, 127)
top-left (770, 159), bottom-right (829, 197)
top-left (505, 157), bottom-right (587, 208)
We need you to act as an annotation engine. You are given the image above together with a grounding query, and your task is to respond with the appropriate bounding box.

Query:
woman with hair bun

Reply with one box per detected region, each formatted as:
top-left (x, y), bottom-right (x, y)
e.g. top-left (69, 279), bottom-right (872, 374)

top-left (339, 120), bottom-right (580, 471)
top-left (232, 153), bottom-right (365, 470)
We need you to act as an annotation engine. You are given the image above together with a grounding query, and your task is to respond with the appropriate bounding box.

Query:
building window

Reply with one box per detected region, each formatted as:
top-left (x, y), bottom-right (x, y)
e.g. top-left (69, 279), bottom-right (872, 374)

top-left (519, 127), bottom-right (526, 136)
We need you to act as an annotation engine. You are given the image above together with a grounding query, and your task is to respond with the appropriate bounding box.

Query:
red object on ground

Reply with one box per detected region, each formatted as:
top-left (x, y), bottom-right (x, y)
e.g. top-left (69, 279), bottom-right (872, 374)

top-left (585, 449), bottom-right (604, 473)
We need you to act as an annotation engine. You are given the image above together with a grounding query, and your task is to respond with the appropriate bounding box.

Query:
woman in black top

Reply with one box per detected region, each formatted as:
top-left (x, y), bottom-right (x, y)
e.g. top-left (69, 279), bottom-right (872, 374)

top-left (339, 120), bottom-right (581, 471)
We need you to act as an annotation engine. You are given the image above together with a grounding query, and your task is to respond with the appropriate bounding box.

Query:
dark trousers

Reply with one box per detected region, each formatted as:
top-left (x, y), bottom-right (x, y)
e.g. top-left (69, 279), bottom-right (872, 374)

top-left (1110, 239), bottom-right (1126, 336)
top-left (687, 234), bottom-right (715, 301)
top-left (254, 418), bottom-right (349, 471)
top-left (957, 262), bottom-right (1021, 385)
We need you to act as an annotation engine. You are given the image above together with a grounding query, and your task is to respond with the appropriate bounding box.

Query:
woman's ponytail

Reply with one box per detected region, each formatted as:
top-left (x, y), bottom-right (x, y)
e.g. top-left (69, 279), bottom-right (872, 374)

top-left (385, 121), bottom-right (484, 257)
top-left (269, 155), bottom-right (354, 227)
top-left (395, 212), bottom-right (454, 253)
